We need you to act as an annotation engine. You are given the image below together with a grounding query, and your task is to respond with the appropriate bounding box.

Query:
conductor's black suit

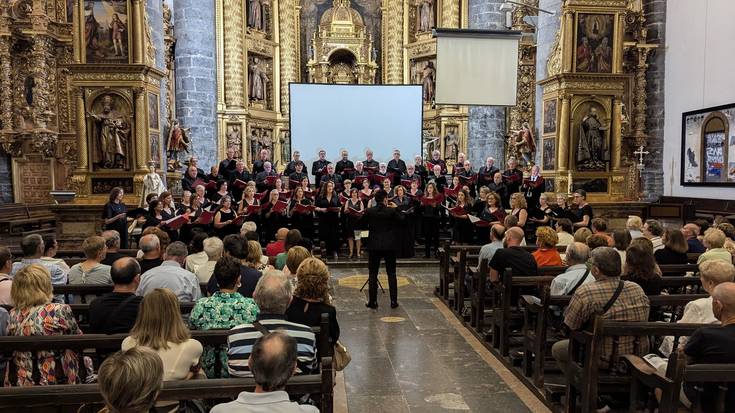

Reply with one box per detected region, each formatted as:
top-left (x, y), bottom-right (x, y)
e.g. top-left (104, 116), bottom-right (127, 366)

top-left (361, 198), bottom-right (403, 307)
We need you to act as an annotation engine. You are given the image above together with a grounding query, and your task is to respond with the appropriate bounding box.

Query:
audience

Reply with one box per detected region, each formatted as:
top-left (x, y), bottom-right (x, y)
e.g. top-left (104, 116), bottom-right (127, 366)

top-left (227, 272), bottom-right (317, 378)
top-left (550, 242), bottom-right (591, 296)
top-left (590, 218), bottom-right (613, 246)
top-left (642, 219), bottom-right (664, 252)
top-left (0, 246), bottom-right (13, 306)
top-left (283, 246), bottom-right (311, 278)
top-left (573, 227), bottom-right (592, 244)
top-left (89, 257), bottom-right (143, 334)
top-left (41, 234), bottom-right (70, 274)
top-left (98, 348), bottom-right (164, 413)
top-left (240, 221), bottom-right (258, 238)
top-left (275, 229), bottom-right (303, 271)
top-left (682, 222), bottom-right (705, 253)
top-left (697, 228), bottom-right (732, 264)
top-left (137, 242), bottom-right (202, 303)
top-left (138, 234), bottom-right (164, 274)
top-left (489, 227), bottom-right (538, 282)
top-left (6, 264), bottom-right (83, 386)
top-left (626, 216), bottom-right (644, 239)
top-left (195, 236), bottom-right (224, 283)
top-left (100, 230), bottom-right (126, 266)
top-left (478, 224), bottom-right (506, 267)
top-left (555, 218), bottom-right (575, 246)
top-left (190, 256), bottom-right (259, 378)
top-left (654, 229), bottom-right (689, 265)
top-left (612, 229), bottom-right (631, 267)
top-left (68, 236), bottom-right (112, 285)
top-left (213, 332), bottom-right (319, 413)
top-left (586, 233), bottom-right (610, 251)
top-left (266, 228), bottom-right (289, 257)
top-left (622, 239), bottom-right (662, 295)
top-left (186, 232), bottom-right (210, 273)
top-left (532, 226), bottom-right (562, 267)
top-left (552, 247), bottom-right (650, 383)
top-left (286, 257), bottom-right (340, 345)
top-left (10, 234), bottom-right (67, 286)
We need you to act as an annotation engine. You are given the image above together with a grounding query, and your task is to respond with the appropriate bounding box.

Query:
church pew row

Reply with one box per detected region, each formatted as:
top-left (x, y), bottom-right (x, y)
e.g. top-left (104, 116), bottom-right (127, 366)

top-left (52, 283), bottom-right (210, 303)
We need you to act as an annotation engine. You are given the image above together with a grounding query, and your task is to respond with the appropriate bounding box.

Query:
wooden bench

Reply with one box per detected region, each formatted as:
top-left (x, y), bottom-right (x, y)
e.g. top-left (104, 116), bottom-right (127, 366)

top-left (0, 203), bottom-right (56, 236)
top-left (52, 283), bottom-right (210, 303)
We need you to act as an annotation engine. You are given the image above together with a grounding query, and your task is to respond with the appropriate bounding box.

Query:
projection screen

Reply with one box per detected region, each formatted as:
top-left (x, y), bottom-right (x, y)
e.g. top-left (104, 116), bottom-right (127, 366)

top-left (435, 29), bottom-right (522, 106)
top-left (289, 84), bottom-right (423, 171)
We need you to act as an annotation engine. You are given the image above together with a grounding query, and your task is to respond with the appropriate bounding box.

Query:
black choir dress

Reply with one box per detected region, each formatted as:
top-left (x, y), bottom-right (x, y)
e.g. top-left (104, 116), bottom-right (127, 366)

top-left (289, 198), bottom-right (314, 240)
top-left (261, 201), bottom-right (287, 242)
top-left (102, 201), bottom-right (128, 249)
top-left (421, 197), bottom-right (442, 257)
top-left (451, 202), bottom-right (474, 244)
top-left (316, 195), bottom-right (341, 255)
top-left (215, 208), bottom-right (238, 239)
top-left (239, 198), bottom-right (261, 233)
top-left (160, 207), bottom-right (180, 242)
top-left (343, 199), bottom-right (363, 240)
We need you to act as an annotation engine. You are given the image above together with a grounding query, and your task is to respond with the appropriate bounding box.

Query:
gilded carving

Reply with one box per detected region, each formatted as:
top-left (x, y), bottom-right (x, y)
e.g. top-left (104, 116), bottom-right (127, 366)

top-left (546, 30), bottom-right (562, 77)
top-left (224, 0), bottom-right (245, 108)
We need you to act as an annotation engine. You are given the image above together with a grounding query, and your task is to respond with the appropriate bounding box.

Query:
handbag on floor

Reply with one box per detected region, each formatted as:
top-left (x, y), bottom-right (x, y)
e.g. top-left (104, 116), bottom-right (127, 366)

top-left (333, 341), bottom-right (351, 371)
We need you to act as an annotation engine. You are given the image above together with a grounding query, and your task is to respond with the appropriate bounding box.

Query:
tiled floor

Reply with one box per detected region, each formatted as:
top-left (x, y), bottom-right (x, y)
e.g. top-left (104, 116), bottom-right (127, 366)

top-left (330, 266), bottom-right (549, 413)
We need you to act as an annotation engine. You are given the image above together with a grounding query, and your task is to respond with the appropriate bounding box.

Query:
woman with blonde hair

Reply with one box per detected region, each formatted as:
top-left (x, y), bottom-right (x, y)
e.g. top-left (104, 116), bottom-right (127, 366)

top-left (573, 227), bottom-right (592, 244)
top-left (122, 288), bottom-right (203, 383)
top-left (509, 192), bottom-right (528, 228)
top-left (283, 246), bottom-right (311, 277)
top-left (5, 264), bottom-right (83, 386)
top-left (532, 226), bottom-right (562, 267)
top-left (286, 258), bottom-right (340, 345)
top-left (98, 347), bottom-right (164, 413)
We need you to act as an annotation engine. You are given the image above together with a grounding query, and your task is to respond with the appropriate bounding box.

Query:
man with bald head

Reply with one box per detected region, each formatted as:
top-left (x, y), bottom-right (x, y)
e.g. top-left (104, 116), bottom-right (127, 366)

top-left (488, 226), bottom-right (538, 283)
top-left (478, 224), bottom-right (506, 268)
top-left (682, 222), bottom-right (706, 253)
top-left (138, 234), bottom-right (163, 273)
top-left (89, 257), bottom-right (143, 334)
top-left (266, 228), bottom-right (289, 257)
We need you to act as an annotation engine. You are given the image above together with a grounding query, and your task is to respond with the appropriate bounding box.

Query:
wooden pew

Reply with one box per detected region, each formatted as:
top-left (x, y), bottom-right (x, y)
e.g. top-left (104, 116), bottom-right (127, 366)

top-left (52, 283), bottom-right (210, 303)
top-left (0, 203), bottom-right (56, 236)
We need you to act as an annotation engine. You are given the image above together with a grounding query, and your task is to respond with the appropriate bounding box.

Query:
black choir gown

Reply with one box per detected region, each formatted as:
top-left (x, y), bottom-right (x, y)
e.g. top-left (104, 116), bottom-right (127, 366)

top-left (239, 198), bottom-right (261, 233)
top-left (289, 198), bottom-right (314, 240)
top-left (451, 203), bottom-right (474, 244)
top-left (102, 202), bottom-right (128, 249)
top-left (261, 201), bottom-right (287, 242)
top-left (316, 195), bottom-right (341, 255)
top-left (393, 195), bottom-right (415, 258)
top-left (215, 209), bottom-right (238, 239)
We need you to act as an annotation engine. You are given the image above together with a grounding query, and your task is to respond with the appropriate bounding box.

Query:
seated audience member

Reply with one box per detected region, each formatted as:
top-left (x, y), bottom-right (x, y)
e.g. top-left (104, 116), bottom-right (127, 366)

top-left (718, 222), bottom-right (735, 257)
top-left (266, 228), bottom-right (289, 257)
top-left (213, 332), bottom-right (319, 413)
top-left (283, 246), bottom-right (311, 278)
top-left (693, 219), bottom-right (710, 242)
top-left (659, 260), bottom-right (735, 357)
top-left (0, 307), bottom-right (8, 336)
top-left (286, 258), bottom-right (340, 346)
top-left (137, 242), bottom-right (202, 303)
top-left (643, 219), bottom-right (665, 252)
top-left (573, 227), bottom-right (592, 244)
top-left (141, 226), bottom-right (171, 253)
top-left (503, 215), bottom-right (527, 246)
top-left (10, 234), bottom-right (66, 286)
top-left (227, 272), bottom-right (317, 378)
top-left (698, 228), bottom-right (732, 264)
top-left (186, 231), bottom-right (209, 273)
top-left (100, 230), bottom-right (126, 266)
top-left (489, 227), bottom-right (538, 282)
top-left (550, 242), bottom-right (592, 296)
top-left (246, 238), bottom-right (269, 271)
top-left (622, 239), bottom-right (662, 295)
top-left (123, 288), bottom-right (203, 383)
top-left (590, 218), bottom-right (613, 246)
top-left (586, 233), bottom-right (611, 251)
top-left (98, 348), bottom-right (164, 413)
top-left (0, 246), bottom-right (14, 306)
top-left (209, 239), bottom-right (264, 298)
top-left (682, 222), bottom-right (706, 253)
top-left (478, 225), bottom-right (506, 268)
top-left (41, 234), bottom-right (70, 274)
top-left (626, 216), bottom-right (644, 239)
top-left (654, 228), bottom-right (689, 266)
top-left (240, 221), bottom-right (258, 238)
top-left (138, 234), bottom-right (164, 274)
top-left (89, 257), bottom-right (143, 334)
top-left (190, 256), bottom-right (259, 378)
top-left (555, 218), bottom-right (575, 246)
top-left (681, 282), bottom-right (735, 411)
top-left (68, 235), bottom-right (112, 285)
top-left (6, 264), bottom-right (83, 386)
top-left (195, 237), bottom-right (224, 283)
top-left (613, 229), bottom-right (632, 267)
top-left (552, 247), bottom-right (650, 382)
top-left (275, 229), bottom-right (302, 271)
top-left (532, 226), bottom-right (562, 267)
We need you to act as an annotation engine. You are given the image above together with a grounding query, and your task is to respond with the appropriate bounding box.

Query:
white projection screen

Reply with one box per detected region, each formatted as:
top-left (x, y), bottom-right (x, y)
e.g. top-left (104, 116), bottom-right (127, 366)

top-left (435, 29), bottom-right (522, 106)
top-left (289, 84), bottom-right (423, 169)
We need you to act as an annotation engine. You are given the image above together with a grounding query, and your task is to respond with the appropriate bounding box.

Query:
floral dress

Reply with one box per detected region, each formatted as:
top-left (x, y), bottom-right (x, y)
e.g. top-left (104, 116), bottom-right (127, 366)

top-left (4, 303), bottom-right (83, 386)
top-left (189, 292), bottom-right (259, 378)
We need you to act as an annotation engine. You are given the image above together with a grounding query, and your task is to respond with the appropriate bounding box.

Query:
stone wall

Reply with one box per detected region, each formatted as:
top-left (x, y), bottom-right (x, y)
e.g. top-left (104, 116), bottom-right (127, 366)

top-left (534, 0), bottom-right (562, 165)
top-left (641, 0), bottom-right (665, 200)
top-left (173, 0), bottom-right (218, 170)
top-left (0, 155), bottom-right (12, 204)
top-left (466, 0), bottom-right (506, 168)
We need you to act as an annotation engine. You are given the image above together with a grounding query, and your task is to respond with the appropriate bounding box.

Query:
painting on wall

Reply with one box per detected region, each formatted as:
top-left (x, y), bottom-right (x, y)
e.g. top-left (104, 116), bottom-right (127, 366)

top-left (84, 0), bottom-right (130, 64)
top-left (148, 93), bottom-right (159, 130)
top-left (542, 138), bottom-right (555, 171)
top-left (543, 99), bottom-right (557, 135)
top-left (574, 13), bottom-right (614, 73)
top-left (681, 103), bottom-right (735, 186)
top-left (150, 132), bottom-right (160, 166)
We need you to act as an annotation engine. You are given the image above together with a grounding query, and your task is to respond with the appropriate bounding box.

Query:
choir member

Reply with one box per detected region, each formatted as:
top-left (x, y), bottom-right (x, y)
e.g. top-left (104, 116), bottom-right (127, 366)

top-left (185, 156), bottom-right (206, 178)
top-left (312, 149), bottom-right (330, 185)
top-left (481, 191), bottom-right (506, 225)
top-left (142, 199), bottom-right (164, 231)
top-left (522, 165), bottom-right (545, 211)
top-left (214, 196), bottom-right (238, 239)
top-left (529, 193), bottom-right (553, 227)
top-left (205, 166), bottom-right (222, 199)
top-left (255, 161), bottom-right (278, 193)
top-left (230, 160), bottom-right (252, 202)
top-left (102, 187), bottom-right (130, 249)
top-left (428, 150), bottom-right (447, 174)
top-left (551, 193), bottom-right (572, 224)
top-left (183, 194), bottom-right (210, 241)
top-left (353, 161), bottom-right (367, 179)
top-left (402, 164), bottom-right (422, 189)
top-left (288, 162), bottom-right (308, 188)
top-left (262, 189), bottom-right (287, 242)
top-left (421, 182), bottom-right (442, 258)
top-left (509, 192), bottom-right (529, 239)
top-left (273, 178), bottom-right (290, 200)
top-left (194, 185), bottom-right (209, 209)
top-left (288, 186), bottom-right (314, 240)
top-left (252, 148), bottom-right (270, 175)
top-left (476, 157), bottom-right (499, 192)
top-left (335, 149), bottom-right (355, 180)
top-left (340, 180), bottom-right (353, 203)
top-left (284, 150), bottom-right (308, 176)
top-left (450, 189), bottom-right (473, 245)
top-left (392, 185), bottom-right (415, 258)
top-left (414, 155), bottom-right (429, 184)
top-left (219, 147), bottom-right (238, 180)
top-left (452, 153), bottom-right (467, 176)
top-left (178, 190), bottom-right (192, 215)
top-left (315, 181), bottom-right (341, 259)
top-left (320, 163), bottom-right (343, 190)
top-left (299, 177), bottom-right (313, 198)
top-left (428, 164), bottom-right (447, 193)
top-left (238, 186), bottom-right (261, 231)
top-left (472, 186), bottom-right (490, 221)
top-left (408, 179), bottom-right (423, 198)
top-left (502, 157), bottom-right (523, 195)
top-left (182, 165), bottom-right (201, 192)
top-left (571, 189), bottom-right (593, 229)
top-left (363, 149), bottom-right (379, 170)
top-left (408, 180), bottom-right (424, 242)
top-left (387, 149), bottom-right (407, 185)
top-left (210, 180), bottom-right (230, 205)
top-left (382, 178), bottom-right (393, 197)
top-left (343, 188), bottom-right (365, 258)
top-left (359, 178), bottom-right (373, 207)
top-left (488, 171), bottom-right (510, 209)
top-left (160, 191), bottom-right (177, 223)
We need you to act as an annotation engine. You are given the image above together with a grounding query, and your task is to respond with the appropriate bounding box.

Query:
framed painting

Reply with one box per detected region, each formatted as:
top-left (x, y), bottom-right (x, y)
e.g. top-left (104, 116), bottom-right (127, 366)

top-left (148, 93), bottom-right (159, 131)
top-left (574, 13), bottom-right (614, 74)
top-left (681, 103), bottom-right (735, 186)
top-left (543, 99), bottom-right (557, 135)
top-left (149, 132), bottom-right (160, 166)
top-left (542, 137), bottom-right (556, 171)
top-left (84, 0), bottom-right (131, 64)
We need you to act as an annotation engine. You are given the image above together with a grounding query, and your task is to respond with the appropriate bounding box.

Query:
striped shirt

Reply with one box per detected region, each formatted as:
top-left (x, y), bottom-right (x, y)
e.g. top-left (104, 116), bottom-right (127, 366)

top-left (227, 314), bottom-right (317, 378)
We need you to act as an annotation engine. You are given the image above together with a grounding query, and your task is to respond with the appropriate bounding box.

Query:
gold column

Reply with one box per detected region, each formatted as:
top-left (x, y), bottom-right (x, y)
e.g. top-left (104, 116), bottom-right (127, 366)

top-left (0, 36), bottom-right (12, 131)
top-left (383, 0), bottom-right (403, 84)
top-left (75, 88), bottom-right (89, 170)
top-left (73, 0), bottom-right (82, 63)
top-left (134, 89), bottom-right (148, 170)
top-left (611, 96), bottom-right (622, 171)
top-left (132, 0), bottom-right (144, 64)
top-left (562, 11), bottom-right (574, 73)
top-left (442, 0), bottom-right (460, 28)
top-left (224, 0), bottom-right (245, 108)
top-left (558, 94), bottom-right (571, 172)
top-left (278, 0), bottom-right (298, 114)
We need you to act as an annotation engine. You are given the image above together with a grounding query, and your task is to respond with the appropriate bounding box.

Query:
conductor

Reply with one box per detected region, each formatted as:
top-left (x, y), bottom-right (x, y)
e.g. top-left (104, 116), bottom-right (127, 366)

top-left (361, 189), bottom-right (403, 309)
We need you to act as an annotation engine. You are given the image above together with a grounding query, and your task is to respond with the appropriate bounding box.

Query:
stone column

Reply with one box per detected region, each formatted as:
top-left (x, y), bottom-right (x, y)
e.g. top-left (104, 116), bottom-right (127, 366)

top-left (132, 0), bottom-right (145, 64)
top-left (467, 0), bottom-right (505, 168)
top-left (278, 0), bottom-right (298, 114)
top-left (382, 0), bottom-right (403, 84)
top-left (173, 0), bottom-right (218, 170)
top-left (641, 0), bottom-right (665, 200)
top-left (75, 88), bottom-right (89, 171)
top-left (533, 0), bottom-right (562, 141)
top-left (134, 89), bottom-right (149, 170)
top-left (224, 0), bottom-right (245, 109)
top-left (557, 93), bottom-right (570, 172)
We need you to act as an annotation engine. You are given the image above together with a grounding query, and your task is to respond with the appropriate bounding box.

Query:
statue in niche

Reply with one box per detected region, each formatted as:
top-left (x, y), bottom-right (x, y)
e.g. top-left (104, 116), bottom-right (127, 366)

top-left (166, 119), bottom-right (191, 171)
top-left (280, 131), bottom-right (291, 164)
top-left (249, 128), bottom-right (261, 161)
top-left (248, 0), bottom-right (267, 31)
top-left (227, 125), bottom-right (242, 156)
top-left (577, 107), bottom-right (609, 170)
top-left (24, 76), bottom-right (35, 106)
top-left (260, 130), bottom-right (273, 153)
top-left (140, 161), bottom-right (166, 206)
top-left (417, 0), bottom-right (434, 33)
top-left (420, 61), bottom-right (435, 103)
top-left (249, 57), bottom-right (270, 103)
top-left (509, 122), bottom-right (536, 167)
top-left (444, 128), bottom-right (458, 161)
top-left (88, 95), bottom-right (130, 169)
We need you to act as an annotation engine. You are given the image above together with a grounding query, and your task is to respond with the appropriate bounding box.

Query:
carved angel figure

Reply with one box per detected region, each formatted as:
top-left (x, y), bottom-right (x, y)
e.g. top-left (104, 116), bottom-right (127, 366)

top-left (167, 119), bottom-right (191, 169)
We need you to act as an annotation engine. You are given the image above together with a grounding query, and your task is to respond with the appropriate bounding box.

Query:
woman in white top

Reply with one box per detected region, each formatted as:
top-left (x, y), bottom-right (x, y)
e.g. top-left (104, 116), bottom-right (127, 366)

top-left (68, 236), bottom-right (112, 285)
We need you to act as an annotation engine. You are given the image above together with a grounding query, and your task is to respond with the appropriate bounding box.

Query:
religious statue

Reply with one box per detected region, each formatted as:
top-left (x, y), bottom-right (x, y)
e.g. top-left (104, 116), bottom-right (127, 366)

top-left (248, 0), bottom-right (267, 31)
top-left (167, 119), bottom-right (191, 171)
top-left (417, 0), bottom-right (434, 33)
top-left (577, 107), bottom-right (609, 170)
top-left (227, 125), bottom-right (242, 155)
top-left (260, 130), bottom-right (273, 153)
top-left (89, 95), bottom-right (130, 169)
top-left (509, 122), bottom-right (536, 167)
top-left (280, 131), bottom-right (291, 164)
top-left (249, 128), bottom-right (261, 161)
top-left (110, 13), bottom-right (127, 56)
top-left (140, 161), bottom-right (166, 206)
top-left (420, 61), bottom-right (436, 103)
top-left (249, 57), bottom-right (270, 102)
top-left (444, 128), bottom-right (458, 161)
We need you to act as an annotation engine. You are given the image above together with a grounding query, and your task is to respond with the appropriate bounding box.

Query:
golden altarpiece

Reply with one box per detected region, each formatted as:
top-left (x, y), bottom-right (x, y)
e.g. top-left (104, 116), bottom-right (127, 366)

top-left (538, 0), bottom-right (655, 201)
